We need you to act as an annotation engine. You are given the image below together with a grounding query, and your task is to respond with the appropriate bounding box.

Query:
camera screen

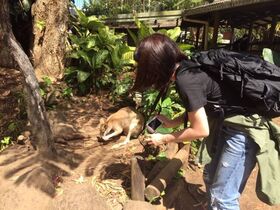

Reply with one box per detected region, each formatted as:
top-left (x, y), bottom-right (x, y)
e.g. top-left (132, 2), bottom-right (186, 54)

top-left (147, 118), bottom-right (162, 130)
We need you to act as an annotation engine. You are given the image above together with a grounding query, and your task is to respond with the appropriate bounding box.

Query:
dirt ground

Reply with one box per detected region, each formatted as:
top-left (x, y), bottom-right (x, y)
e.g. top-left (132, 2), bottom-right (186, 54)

top-left (1, 69), bottom-right (280, 210)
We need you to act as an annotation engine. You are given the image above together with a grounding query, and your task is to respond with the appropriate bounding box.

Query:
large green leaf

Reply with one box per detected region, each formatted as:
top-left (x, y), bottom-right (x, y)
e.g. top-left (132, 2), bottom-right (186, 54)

top-left (64, 67), bottom-right (78, 76)
top-left (122, 50), bottom-right (136, 65)
top-left (68, 34), bottom-right (80, 45)
top-left (95, 50), bottom-right (109, 68)
top-left (75, 9), bottom-right (88, 26)
top-left (87, 16), bottom-right (104, 31)
top-left (135, 19), bottom-right (155, 41)
top-left (98, 26), bottom-right (118, 45)
top-left (91, 56), bottom-right (96, 70)
top-left (158, 27), bottom-right (181, 41)
top-left (86, 38), bottom-right (96, 49)
top-left (127, 28), bottom-right (138, 46)
top-left (178, 43), bottom-right (195, 51)
top-left (161, 97), bottom-right (173, 109)
top-left (68, 51), bottom-right (80, 59)
top-left (263, 48), bottom-right (280, 66)
top-left (110, 46), bottom-right (121, 68)
top-left (166, 27), bottom-right (181, 41)
top-left (77, 71), bottom-right (90, 83)
top-left (78, 50), bottom-right (92, 66)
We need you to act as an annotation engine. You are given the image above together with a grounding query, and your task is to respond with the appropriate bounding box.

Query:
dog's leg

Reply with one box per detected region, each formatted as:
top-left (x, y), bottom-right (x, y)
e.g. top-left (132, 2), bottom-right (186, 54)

top-left (111, 119), bottom-right (139, 149)
top-left (103, 125), bottom-right (112, 137)
top-left (102, 127), bottom-right (123, 141)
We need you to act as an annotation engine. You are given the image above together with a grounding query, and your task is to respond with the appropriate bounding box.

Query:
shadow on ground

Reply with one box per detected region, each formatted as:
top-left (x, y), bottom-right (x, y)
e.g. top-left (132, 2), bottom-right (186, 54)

top-left (0, 142), bottom-right (85, 197)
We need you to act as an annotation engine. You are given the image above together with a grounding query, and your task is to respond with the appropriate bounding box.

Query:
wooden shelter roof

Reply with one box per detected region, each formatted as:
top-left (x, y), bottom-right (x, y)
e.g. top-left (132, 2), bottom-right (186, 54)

top-left (105, 10), bottom-right (183, 29)
top-left (183, 0), bottom-right (280, 29)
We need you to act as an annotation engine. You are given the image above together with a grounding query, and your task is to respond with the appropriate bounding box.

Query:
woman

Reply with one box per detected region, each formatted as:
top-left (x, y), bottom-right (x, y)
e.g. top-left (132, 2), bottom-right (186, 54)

top-left (132, 33), bottom-right (260, 210)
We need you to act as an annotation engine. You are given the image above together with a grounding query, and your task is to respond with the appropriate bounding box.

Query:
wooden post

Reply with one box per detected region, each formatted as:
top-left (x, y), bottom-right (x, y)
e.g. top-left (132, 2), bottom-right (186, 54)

top-left (195, 26), bottom-right (201, 49)
top-left (146, 142), bottom-right (178, 185)
top-left (269, 15), bottom-right (277, 47)
top-left (144, 144), bottom-right (190, 201)
top-left (203, 23), bottom-right (209, 50)
top-left (131, 156), bottom-right (146, 201)
top-left (211, 12), bottom-right (220, 49)
top-left (163, 178), bottom-right (186, 208)
top-left (230, 26), bottom-right (235, 49)
top-left (248, 22), bottom-right (253, 51)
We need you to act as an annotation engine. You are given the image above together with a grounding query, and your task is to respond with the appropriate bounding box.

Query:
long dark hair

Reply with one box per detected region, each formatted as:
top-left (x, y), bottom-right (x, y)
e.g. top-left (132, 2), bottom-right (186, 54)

top-left (132, 33), bottom-right (187, 92)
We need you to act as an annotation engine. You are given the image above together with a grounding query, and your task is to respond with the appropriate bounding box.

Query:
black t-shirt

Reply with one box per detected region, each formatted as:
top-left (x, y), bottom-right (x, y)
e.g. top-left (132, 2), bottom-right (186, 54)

top-left (175, 60), bottom-right (242, 114)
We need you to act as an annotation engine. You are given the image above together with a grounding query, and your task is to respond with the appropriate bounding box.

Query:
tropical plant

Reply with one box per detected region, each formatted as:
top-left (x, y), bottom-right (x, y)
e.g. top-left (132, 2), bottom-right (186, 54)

top-left (65, 7), bottom-right (134, 95)
top-left (0, 136), bottom-right (12, 151)
top-left (139, 86), bottom-right (185, 134)
top-left (127, 19), bottom-right (182, 46)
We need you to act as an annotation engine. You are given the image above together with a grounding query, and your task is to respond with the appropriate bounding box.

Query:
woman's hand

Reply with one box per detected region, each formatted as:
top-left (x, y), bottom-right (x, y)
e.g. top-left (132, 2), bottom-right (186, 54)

top-left (144, 133), bottom-right (167, 146)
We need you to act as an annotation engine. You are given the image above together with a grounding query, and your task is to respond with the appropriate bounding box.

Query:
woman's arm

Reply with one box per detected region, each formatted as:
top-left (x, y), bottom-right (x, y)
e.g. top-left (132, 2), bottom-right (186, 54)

top-left (156, 113), bottom-right (185, 128)
top-left (145, 107), bottom-right (209, 145)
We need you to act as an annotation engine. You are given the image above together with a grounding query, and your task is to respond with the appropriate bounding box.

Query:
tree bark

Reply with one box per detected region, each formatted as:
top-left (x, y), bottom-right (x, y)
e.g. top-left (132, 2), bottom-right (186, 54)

top-left (0, 1), bottom-right (15, 68)
top-left (0, 0), bottom-right (56, 156)
top-left (31, 0), bottom-right (69, 81)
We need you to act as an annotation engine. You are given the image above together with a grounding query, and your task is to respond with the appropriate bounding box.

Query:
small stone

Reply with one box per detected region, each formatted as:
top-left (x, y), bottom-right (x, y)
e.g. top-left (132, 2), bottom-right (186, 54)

top-left (17, 135), bottom-right (26, 145)
top-left (23, 131), bottom-right (31, 138)
top-left (17, 135), bottom-right (25, 141)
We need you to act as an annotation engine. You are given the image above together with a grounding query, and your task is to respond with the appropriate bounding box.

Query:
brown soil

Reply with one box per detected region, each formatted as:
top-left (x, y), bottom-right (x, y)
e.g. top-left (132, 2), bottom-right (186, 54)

top-left (1, 68), bottom-right (280, 210)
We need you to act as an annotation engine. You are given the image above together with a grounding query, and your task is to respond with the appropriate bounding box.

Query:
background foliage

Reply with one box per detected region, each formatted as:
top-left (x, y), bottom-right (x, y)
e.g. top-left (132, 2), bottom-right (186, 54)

top-left (66, 8), bottom-right (134, 95)
top-left (83, 0), bottom-right (209, 17)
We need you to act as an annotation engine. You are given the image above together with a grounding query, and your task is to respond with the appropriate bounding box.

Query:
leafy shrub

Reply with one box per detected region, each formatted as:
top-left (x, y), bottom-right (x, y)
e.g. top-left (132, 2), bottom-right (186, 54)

top-left (65, 8), bottom-right (134, 95)
top-left (0, 136), bottom-right (12, 151)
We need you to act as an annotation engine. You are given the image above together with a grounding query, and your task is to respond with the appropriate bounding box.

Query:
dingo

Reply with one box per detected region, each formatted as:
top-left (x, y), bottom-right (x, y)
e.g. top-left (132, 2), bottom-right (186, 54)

top-left (99, 107), bottom-right (144, 148)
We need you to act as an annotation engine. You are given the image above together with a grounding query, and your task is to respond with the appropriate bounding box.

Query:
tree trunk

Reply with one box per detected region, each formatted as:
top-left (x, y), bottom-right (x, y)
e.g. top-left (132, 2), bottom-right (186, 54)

top-left (31, 0), bottom-right (69, 81)
top-left (0, 0), bottom-right (56, 156)
top-left (0, 1), bottom-right (15, 68)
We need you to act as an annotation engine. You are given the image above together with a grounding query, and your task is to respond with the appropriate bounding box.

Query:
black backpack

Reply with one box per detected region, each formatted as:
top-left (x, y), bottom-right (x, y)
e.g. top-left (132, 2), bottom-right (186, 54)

top-left (192, 48), bottom-right (280, 118)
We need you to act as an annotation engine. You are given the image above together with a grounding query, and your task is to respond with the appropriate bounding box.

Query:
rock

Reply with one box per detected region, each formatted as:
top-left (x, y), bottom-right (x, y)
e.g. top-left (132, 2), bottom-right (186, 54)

top-left (22, 131), bottom-right (31, 138)
top-left (17, 135), bottom-right (25, 141)
top-left (17, 135), bottom-right (26, 145)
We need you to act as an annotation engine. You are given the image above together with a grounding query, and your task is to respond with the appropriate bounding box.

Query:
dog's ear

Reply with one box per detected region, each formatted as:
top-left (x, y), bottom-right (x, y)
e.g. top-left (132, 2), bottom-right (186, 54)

top-left (98, 117), bottom-right (106, 127)
top-left (98, 117), bottom-right (107, 134)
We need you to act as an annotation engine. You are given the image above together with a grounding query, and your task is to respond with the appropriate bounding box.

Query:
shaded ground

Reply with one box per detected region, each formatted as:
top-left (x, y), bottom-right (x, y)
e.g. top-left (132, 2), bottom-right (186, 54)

top-left (1, 68), bottom-right (280, 210)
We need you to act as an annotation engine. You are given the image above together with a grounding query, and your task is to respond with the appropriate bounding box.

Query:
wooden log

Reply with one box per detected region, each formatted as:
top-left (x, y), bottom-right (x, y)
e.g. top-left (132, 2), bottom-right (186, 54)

top-left (165, 142), bottom-right (179, 159)
top-left (146, 160), bottom-right (169, 185)
top-left (146, 143), bottom-right (178, 184)
top-left (144, 144), bottom-right (190, 202)
top-left (131, 156), bottom-right (146, 201)
top-left (163, 178), bottom-right (186, 208)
